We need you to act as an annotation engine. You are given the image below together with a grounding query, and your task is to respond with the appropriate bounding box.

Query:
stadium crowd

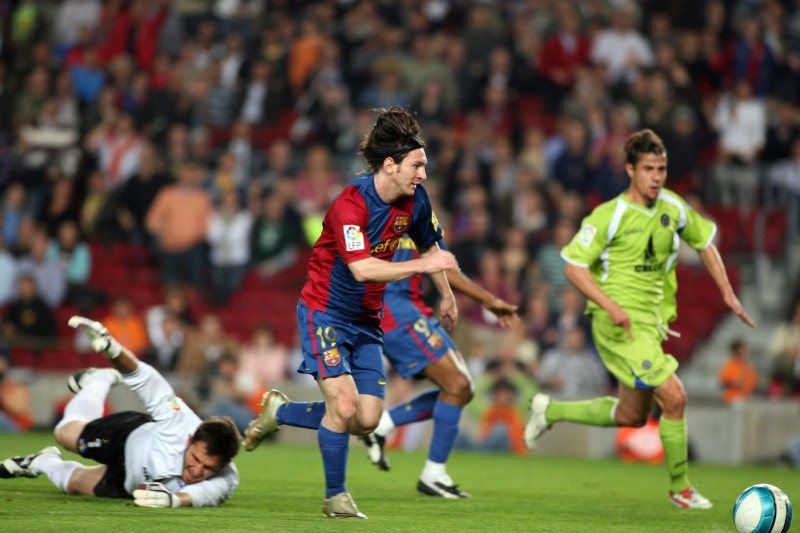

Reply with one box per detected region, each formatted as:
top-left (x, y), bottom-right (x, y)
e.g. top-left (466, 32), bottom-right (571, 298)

top-left (0, 0), bottom-right (799, 453)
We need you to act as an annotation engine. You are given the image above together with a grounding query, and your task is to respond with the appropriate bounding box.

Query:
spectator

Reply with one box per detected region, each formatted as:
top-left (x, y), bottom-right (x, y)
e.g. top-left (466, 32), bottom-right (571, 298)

top-left (767, 301), bottom-right (800, 398)
top-left (2, 183), bottom-right (28, 250)
top-left (16, 228), bottom-right (66, 308)
top-left (0, 356), bottom-right (33, 432)
top-left (101, 295), bottom-right (149, 358)
top-left (718, 339), bottom-right (760, 403)
top-left (145, 160), bottom-right (212, 289)
top-left (144, 282), bottom-right (193, 371)
top-left (250, 186), bottom-right (303, 279)
top-left (84, 111), bottom-right (144, 189)
top-left (237, 323), bottom-right (291, 392)
top-left (536, 326), bottom-right (608, 400)
top-left (590, 1), bottom-right (654, 87)
top-left (237, 59), bottom-right (285, 127)
top-left (539, 4), bottom-right (590, 106)
top-left (4, 273), bottom-right (57, 345)
top-left (711, 78), bottom-right (766, 209)
top-left (207, 189), bottom-right (252, 303)
top-left (115, 142), bottom-right (172, 244)
top-left (176, 313), bottom-right (239, 377)
top-left (47, 219), bottom-right (102, 310)
top-left (0, 236), bottom-right (17, 307)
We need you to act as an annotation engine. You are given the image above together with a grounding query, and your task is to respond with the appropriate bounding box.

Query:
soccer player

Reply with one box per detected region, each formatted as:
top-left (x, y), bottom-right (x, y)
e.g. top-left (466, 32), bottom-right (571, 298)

top-left (360, 234), bottom-right (520, 498)
top-left (243, 107), bottom-right (459, 519)
top-left (0, 316), bottom-right (241, 508)
top-left (523, 129), bottom-right (755, 509)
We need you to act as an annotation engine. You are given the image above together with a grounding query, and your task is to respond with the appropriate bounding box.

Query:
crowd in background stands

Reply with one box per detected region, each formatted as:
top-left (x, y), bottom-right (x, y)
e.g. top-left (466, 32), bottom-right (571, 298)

top-left (1, 0), bottom-right (800, 448)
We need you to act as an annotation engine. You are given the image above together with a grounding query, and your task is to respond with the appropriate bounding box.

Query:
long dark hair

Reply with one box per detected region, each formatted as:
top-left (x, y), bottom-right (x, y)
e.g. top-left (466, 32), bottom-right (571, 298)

top-left (358, 107), bottom-right (425, 173)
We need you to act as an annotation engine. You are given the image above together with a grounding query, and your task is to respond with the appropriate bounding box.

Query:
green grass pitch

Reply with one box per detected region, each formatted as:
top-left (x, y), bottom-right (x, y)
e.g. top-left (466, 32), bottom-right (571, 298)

top-left (1, 432), bottom-right (797, 532)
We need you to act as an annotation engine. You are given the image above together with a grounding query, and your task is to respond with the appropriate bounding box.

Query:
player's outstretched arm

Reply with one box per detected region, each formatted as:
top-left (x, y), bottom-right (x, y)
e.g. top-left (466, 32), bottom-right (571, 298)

top-left (347, 247), bottom-right (459, 283)
top-left (697, 244), bottom-right (756, 328)
top-left (67, 316), bottom-right (139, 373)
top-left (565, 263), bottom-right (633, 339)
top-left (446, 268), bottom-right (520, 329)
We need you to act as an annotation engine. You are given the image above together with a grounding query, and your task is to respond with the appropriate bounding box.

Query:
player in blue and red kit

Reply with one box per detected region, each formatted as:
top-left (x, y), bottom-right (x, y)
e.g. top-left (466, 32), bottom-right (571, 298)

top-left (243, 108), bottom-right (459, 519)
top-left (361, 234), bottom-right (519, 498)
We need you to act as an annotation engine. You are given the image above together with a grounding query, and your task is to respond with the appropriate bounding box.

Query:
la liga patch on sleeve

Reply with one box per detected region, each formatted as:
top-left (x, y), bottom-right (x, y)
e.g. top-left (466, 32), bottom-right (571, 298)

top-left (344, 225), bottom-right (365, 251)
top-left (578, 224), bottom-right (597, 246)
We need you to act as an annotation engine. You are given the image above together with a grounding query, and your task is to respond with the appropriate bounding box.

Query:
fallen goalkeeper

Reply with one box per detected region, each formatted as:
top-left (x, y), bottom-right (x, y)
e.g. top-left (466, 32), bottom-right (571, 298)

top-left (0, 316), bottom-right (241, 508)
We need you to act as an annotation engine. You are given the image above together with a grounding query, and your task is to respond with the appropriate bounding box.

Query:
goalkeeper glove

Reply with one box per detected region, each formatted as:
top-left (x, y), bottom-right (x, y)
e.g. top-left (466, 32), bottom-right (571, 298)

top-left (133, 482), bottom-right (181, 508)
top-left (67, 316), bottom-right (122, 359)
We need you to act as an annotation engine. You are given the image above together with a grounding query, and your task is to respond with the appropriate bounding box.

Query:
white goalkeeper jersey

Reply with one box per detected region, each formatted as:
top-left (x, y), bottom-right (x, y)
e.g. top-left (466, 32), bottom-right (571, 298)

top-left (122, 362), bottom-right (239, 507)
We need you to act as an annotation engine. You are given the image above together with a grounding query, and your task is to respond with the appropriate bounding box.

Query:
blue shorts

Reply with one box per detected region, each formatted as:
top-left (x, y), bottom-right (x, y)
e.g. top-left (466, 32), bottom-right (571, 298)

top-left (296, 300), bottom-right (386, 399)
top-left (383, 314), bottom-right (457, 379)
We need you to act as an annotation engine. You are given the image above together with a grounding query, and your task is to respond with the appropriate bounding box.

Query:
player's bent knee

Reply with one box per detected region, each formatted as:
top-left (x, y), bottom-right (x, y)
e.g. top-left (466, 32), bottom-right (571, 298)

top-left (54, 422), bottom-right (83, 452)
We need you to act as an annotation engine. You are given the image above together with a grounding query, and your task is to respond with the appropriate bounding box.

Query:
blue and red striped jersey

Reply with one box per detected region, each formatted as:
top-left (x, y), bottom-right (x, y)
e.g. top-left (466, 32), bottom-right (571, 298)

top-left (300, 174), bottom-right (441, 326)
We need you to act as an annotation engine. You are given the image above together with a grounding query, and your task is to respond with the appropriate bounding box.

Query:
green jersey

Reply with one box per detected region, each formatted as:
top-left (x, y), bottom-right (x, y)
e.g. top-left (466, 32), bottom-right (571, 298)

top-left (561, 189), bottom-right (716, 325)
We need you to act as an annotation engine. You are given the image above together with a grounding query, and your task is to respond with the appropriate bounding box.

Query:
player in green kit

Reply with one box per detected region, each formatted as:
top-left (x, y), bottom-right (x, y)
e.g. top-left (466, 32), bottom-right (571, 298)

top-left (524, 129), bottom-right (755, 508)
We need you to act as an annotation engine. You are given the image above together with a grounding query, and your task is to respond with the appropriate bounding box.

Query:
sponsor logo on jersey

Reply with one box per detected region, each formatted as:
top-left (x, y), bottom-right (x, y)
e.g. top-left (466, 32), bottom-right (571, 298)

top-left (427, 333), bottom-right (443, 349)
top-left (634, 235), bottom-right (665, 272)
top-left (392, 214), bottom-right (410, 233)
top-left (377, 379), bottom-right (386, 385)
top-left (661, 214), bottom-right (670, 227)
top-left (323, 348), bottom-right (341, 366)
top-left (344, 225), bottom-right (365, 251)
top-left (168, 394), bottom-right (181, 411)
top-left (371, 237), bottom-right (400, 254)
top-left (578, 224), bottom-right (597, 246)
top-left (397, 236), bottom-right (416, 250)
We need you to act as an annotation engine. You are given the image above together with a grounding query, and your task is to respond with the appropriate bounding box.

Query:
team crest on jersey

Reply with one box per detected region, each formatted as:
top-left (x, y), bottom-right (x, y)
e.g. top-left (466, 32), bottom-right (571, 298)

top-left (578, 224), bottom-right (597, 246)
top-left (661, 214), bottom-right (670, 227)
top-left (642, 360), bottom-right (652, 370)
top-left (343, 225), bottom-right (365, 251)
top-left (323, 348), bottom-right (341, 366)
top-left (427, 333), bottom-right (443, 349)
top-left (392, 215), bottom-right (410, 233)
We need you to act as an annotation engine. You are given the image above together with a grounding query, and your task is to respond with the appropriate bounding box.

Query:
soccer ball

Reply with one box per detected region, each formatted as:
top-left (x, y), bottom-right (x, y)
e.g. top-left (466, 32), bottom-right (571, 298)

top-left (733, 484), bottom-right (793, 533)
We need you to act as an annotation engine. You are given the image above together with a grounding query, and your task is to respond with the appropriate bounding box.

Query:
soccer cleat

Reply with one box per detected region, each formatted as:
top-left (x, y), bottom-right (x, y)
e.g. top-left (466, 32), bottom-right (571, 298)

top-left (322, 492), bottom-right (367, 519)
top-left (359, 433), bottom-right (390, 471)
top-left (669, 487), bottom-right (713, 509)
top-left (523, 393), bottom-right (552, 450)
top-left (67, 368), bottom-right (122, 394)
top-left (0, 446), bottom-right (61, 479)
top-left (417, 474), bottom-right (472, 499)
top-left (243, 389), bottom-right (289, 451)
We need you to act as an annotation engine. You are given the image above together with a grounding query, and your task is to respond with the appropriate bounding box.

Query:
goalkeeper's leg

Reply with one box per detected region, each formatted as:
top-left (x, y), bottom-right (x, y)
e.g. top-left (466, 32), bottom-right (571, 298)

top-left (54, 369), bottom-right (118, 454)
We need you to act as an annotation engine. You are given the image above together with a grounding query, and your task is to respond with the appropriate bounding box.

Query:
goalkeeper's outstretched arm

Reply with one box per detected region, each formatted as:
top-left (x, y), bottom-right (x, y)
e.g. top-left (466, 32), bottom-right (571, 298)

top-left (68, 316), bottom-right (139, 374)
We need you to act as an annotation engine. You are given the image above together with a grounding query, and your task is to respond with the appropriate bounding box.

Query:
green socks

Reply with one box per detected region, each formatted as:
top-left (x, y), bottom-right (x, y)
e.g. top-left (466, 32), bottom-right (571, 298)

top-left (545, 397), bottom-right (618, 427)
top-left (659, 417), bottom-right (691, 493)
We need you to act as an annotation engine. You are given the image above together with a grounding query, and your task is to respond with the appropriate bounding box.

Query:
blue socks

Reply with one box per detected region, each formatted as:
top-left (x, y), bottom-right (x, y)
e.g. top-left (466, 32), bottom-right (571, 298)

top-left (318, 425), bottom-right (349, 498)
top-left (388, 388), bottom-right (438, 426)
top-left (428, 400), bottom-right (462, 464)
top-left (276, 401), bottom-right (325, 429)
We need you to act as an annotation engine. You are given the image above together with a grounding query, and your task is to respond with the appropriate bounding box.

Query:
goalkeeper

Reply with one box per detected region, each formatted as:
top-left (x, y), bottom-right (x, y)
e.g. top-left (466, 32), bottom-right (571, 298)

top-left (0, 316), bottom-right (241, 508)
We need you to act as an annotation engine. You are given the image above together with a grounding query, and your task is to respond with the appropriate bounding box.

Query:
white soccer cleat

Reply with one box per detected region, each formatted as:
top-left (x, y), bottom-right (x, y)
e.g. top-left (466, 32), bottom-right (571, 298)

top-left (243, 389), bottom-right (289, 451)
top-left (67, 368), bottom-right (122, 393)
top-left (68, 316), bottom-right (121, 358)
top-left (669, 487), bottom-right (713, 509)
top-left (322, 492), bottom-right (367, 519)
top-left (524, 393), bottom-right (552, 450)
top-left (0, 446), bottom-right (61, 479)
top-left (359, 433), bottom-right (390, 471)
top-left (417, 474), bottom-right (472, 499)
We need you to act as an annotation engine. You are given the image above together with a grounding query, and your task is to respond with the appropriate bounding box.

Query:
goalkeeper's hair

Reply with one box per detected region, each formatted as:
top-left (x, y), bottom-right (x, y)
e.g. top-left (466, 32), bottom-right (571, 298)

top-left (358, 107), bottom-right (425, 173)
top-left (193, 416), bottom-right (241, 462)
top-left (624, 129), bottom-right (667, 167)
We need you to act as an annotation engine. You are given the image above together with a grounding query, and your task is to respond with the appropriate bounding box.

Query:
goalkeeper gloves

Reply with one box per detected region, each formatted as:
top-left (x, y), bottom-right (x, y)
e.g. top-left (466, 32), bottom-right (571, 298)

top-left (67, 316), bottom-right (122, 359)
top-left (133, 482), bottom-right (182, 508)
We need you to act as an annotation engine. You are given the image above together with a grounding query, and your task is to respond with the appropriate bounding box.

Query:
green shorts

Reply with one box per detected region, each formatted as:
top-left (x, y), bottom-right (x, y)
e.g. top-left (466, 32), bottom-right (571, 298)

top-left (590, 312), bottom-right (678, 389)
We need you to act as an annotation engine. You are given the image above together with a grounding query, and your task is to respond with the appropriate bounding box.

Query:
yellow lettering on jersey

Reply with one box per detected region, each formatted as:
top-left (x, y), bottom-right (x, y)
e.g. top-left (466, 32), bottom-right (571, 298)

top-left (371, 237), bottom-right (401, 254)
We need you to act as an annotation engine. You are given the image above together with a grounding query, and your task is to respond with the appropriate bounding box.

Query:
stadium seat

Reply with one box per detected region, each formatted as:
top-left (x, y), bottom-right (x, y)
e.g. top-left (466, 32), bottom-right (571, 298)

top-left (39, 348), bottom-right (82, 371)
top-left (10, 348), bottom-right (37, 368)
